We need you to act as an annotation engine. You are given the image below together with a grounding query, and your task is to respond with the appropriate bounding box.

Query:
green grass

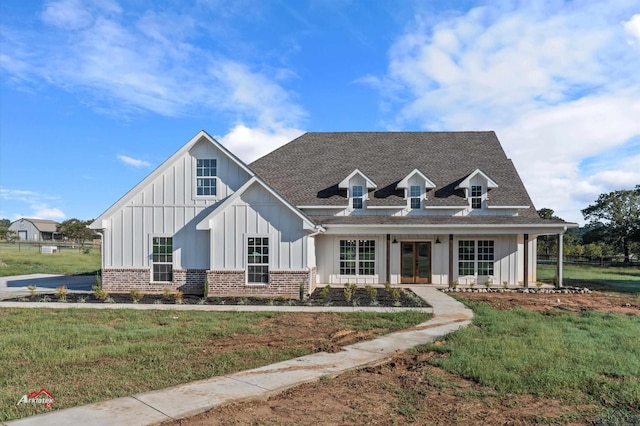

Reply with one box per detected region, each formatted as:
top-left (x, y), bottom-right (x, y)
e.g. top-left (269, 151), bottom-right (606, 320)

top-left (417, 300), bottom-right (640, 412)
top-left (0, 308), bottom-right (430, 421)
top-left (537, 263), bottom-right (640, 293)
top-left (0, 243), bottom-right (101, 276)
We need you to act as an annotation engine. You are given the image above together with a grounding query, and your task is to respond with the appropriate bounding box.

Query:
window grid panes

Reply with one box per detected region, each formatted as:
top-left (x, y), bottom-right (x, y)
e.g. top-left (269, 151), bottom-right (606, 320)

top-left (247, 237), bottom-right (269, 284)
top-left (352, 185), bottom-right (364, 209)
top-left (152, 237), bottom-right (173, 282)
top-left (409, 185), bottom-right (421, 209)
top-left (471, 185), bottom-right (482, 209)
top-left (196, 159), bottom-right (217, 196)
top-left (458, 240), bottom-right (494, 276)
top-left (340, 239), bottom-right (375, 275)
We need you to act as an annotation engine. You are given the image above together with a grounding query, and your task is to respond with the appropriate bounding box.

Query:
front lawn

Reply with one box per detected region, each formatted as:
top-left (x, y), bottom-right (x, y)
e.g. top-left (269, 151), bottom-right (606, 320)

top-left (0, 308), bottom-right (430, 421)
top-left (0, 243), bottom-right (101, 277)
top-left (418, 299), bottom-right (640, 412)
top-left (537, 263), bottom-right (640, 293)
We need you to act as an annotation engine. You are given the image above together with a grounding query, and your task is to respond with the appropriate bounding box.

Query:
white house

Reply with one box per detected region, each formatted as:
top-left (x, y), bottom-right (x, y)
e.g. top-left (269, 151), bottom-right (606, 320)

top-left (89, 131), bottom-right (574, 296)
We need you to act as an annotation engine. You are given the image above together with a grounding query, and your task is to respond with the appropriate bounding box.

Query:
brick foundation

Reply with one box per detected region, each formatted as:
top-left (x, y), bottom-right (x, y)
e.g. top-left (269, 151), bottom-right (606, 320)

top-left (101, 268), bottom-right (207, 295)
top-left (207, 269), bottom-right (312, 298)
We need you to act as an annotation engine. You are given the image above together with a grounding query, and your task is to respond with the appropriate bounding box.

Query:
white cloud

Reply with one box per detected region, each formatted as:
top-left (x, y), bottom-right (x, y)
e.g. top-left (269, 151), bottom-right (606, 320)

top-left (218, 124), bottom-right (304, 164)
top-left (0, 188), bottom-right (66, 220)
top-left (117, 154), bottom-right (151, 168)
top-left (32, 205), bottom-right (66, 220)
top-left (623, 14), bottom-right (640, 44)
top-left (371, 0), bottom-right (640, 223)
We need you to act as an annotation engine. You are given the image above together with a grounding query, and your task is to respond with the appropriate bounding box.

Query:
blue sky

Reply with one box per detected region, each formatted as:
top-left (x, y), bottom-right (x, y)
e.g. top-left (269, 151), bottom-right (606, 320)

top-left (1, 0), bottom-right (639, 225)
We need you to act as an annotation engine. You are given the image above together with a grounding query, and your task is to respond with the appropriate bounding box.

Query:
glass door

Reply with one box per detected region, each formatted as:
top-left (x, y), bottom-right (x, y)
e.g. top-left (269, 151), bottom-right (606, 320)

top-left (400, 242), bottom-right (431, 284)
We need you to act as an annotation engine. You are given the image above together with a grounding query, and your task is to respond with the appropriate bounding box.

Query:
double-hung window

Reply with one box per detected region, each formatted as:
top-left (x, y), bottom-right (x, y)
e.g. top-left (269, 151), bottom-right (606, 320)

top-left (470, 185), bottom-right (482, 209)
top-left (351, 185), bottom-right (363, 209)
top-left (196, 159), bottom-right (217, 196)
top-left (458, 240), bottom-right (494, 276)
top-left (409, 185), bottom-right (421, 209)
top-left (340, 239), bottom-right (375, 275)
top-left (247, 237), bottom-right (269, 284)
top-left (152, 237), bottom-right (173, 282)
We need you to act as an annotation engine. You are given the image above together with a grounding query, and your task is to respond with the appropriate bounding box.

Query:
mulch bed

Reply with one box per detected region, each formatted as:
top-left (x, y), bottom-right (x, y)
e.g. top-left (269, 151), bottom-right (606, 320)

top-left (5, 287), bottom-right (430, 308)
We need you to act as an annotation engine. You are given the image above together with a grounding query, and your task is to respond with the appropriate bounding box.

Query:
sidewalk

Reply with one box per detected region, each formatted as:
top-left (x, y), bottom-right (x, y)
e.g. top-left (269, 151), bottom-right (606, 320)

top-left (0, 274), bottom-right (95, 300)
top-left (3, 287), bottom-right (473, 426)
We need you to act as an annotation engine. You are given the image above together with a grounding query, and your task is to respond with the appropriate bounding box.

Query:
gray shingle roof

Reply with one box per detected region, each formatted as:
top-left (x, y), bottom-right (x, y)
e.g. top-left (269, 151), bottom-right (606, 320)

top-left (250, 131), bottom-right (537, 214)
top-left (307, 215), bottom-right (565, 226)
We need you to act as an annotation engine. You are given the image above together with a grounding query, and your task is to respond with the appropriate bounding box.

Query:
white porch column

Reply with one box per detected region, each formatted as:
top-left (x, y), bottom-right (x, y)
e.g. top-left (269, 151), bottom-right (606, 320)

top-left (557, 233), bottom-right (563, 288)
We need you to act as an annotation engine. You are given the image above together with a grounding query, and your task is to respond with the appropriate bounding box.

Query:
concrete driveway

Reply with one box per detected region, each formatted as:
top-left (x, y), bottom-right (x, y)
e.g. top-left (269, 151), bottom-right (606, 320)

top-left (0, 274), bottom-right (95, 300)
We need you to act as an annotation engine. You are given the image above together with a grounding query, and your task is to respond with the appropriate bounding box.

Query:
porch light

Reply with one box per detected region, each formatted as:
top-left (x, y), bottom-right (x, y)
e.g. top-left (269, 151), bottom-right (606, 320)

top-left (435, 237), bottom-right (441, 244)
top-left (392, 237), bottom-right (398, 244)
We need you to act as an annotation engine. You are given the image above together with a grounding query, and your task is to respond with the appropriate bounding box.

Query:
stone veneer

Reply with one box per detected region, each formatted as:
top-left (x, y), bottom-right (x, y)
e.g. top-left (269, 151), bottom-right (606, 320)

top-left (207, 269), bottom-right (314, 297)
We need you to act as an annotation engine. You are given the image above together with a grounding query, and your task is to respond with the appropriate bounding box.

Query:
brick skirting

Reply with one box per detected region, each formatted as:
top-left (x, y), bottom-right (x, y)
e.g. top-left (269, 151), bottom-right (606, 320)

top-left (207, 269), bottom-right (312, 298)
top-left (101, 268), bottom-right (312, 297)
top-left (101, 268), bottom-right (207, 295)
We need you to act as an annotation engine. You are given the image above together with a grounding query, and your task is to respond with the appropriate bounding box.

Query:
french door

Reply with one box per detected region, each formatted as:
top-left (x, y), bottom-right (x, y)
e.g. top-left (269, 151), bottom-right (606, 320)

top-left (401, 242), bottom-right (431, 284)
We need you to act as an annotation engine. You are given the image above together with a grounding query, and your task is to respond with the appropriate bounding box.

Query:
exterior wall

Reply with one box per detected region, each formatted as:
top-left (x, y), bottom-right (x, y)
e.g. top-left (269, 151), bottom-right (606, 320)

top-left (209, 183), bottom-right (307, 271)
top-left (206, 270), bottom-right (311, 297)
top-left (101, 136), bottom-right (252, 271)
top-left (9, 219), bottom-right (41, 241)
top-left (101, 268), bottom-right (206, 294)
top-left (315, 234), bottom-right (387, 285)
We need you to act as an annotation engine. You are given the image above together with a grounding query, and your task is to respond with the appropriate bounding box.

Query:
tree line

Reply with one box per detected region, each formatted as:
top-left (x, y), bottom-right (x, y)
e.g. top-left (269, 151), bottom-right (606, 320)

top-left (538, 185), bottom-right (640, 263)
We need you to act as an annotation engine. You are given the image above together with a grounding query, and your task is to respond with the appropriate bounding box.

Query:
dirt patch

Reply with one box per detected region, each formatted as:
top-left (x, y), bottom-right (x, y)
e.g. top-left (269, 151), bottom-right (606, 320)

top-left (162, 291), bottom-right (635, 426)
top-left (456, 290), bottom-right (640, 316)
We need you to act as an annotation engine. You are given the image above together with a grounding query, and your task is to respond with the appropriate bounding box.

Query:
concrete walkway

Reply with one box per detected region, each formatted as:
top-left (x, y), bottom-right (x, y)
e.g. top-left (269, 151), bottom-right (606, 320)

top-left (3, 287), bottom-right (473, 426)
top-left (0, 274), bottom-right (95, 300)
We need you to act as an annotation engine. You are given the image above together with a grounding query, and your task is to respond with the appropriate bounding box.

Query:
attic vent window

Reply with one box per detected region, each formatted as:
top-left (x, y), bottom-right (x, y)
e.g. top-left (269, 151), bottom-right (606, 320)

top-left (196, 159), bottom-right (217, 196)
top-left (471, 185), bottom-right (482, 209)
top-left (409, 185), bottom-right (421, 209)
top-left (352, 185), bottom-right (364, 209)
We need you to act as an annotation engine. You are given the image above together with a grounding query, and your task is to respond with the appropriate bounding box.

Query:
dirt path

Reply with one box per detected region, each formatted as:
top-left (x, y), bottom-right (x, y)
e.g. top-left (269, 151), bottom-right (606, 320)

top-left (164, 291), bottom-right (638, 426)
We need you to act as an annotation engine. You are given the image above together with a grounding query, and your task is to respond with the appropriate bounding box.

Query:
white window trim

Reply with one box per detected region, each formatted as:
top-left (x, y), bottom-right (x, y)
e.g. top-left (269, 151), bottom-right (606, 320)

top-left (338, 239), bottom-right (376, 277)
top-left (350, 185), bottom-right (365, 210)
top-left (150, 234), bottom-right (174, 283)
top-left (245, 234), bottom-right (271, 286)
top-left (456, 239), bottom-right (495, 280)
top-left (408, 185), bottom-right (422, 209)
top-left (193, 157), bottom-right (219, 200)
top-left (470, 185), bottom-right (483, 209)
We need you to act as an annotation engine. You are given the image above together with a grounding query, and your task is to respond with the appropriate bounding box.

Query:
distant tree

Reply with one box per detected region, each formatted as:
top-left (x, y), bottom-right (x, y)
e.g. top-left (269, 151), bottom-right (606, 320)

top-left (0, 218), bottom-right (11, 241)
top-left (57, 219), bottom-right (94, 249)
top-left (581, 187), bottom-right (640, 263)
top-left (537, 208), bottom-right (563, 255)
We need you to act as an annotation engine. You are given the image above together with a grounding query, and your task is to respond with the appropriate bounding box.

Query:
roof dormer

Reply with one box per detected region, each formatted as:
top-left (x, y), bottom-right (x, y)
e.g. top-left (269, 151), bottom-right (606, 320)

top-left (456, 169), bottom-right (498, 209)
top-left (397, 169), bottom-right (436, 209)
top-left (339, 169), bottom-right (376, 210)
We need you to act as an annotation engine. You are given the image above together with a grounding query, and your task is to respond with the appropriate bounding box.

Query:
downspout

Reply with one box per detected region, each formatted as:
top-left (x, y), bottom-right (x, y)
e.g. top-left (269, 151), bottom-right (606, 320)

top-left (306, 225), bottom-right (325, 296)
top-left (95, 230), bottom-right (105, 284)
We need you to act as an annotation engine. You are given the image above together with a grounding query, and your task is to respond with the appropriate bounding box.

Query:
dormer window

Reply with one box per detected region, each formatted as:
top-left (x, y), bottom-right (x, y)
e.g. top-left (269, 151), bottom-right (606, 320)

top-left (196, 159), bottom-right (217, 196)
top-left (409, 185), bottom-right (421, 209)
top-left (471, 185), bottom-right (482, 209)
top-left (352, 185), bottom-right (364, 209)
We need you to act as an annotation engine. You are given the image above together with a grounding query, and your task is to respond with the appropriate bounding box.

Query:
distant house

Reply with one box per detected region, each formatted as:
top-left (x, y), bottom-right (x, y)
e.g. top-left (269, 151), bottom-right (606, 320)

top-left (9, 218), bottom-right (61, 242)
top-left (90, 131), bottom-right (575, 296)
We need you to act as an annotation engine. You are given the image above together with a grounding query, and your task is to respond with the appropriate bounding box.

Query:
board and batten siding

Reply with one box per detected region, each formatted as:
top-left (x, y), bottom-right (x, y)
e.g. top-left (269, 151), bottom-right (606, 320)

top-left (101, 138), bottom-right (252, 270)
top-left (209, 182), bottom-right (307, 271)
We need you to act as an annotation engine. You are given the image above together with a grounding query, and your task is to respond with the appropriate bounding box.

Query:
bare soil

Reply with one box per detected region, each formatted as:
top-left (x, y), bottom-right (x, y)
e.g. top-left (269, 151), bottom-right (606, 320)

top-left (164, 290), bottom-right (639, 426)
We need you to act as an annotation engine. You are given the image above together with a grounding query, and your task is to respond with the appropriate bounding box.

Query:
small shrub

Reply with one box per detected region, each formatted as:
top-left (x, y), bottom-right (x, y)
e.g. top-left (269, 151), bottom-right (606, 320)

top-left (536, 281), bottom-right (543, 288)
top-left (319, 285), bottom-right (331, 301)
top-left (153, 299), bottom-right (162, 305)
top-left (484, 279), bottom-right (492, 289)
top-left (469, 279), bottom-right (476, 289)
top-left (370, 298), bottom-right (380, 307)
top-left (104, 296), bottom-right (115, 304)
top-left (343, 283), bottom-right (358, 303)
top-left (237, 297), bottom-right (248, 305)
top-left (27, 285), bottom-right (37, 297)
top-left (163, 287), bottom-right (173, 300)
top-left (39, 295), bottom-right (51, 303)
top-left (197, 297), bottom-right (207, 305)
top-left (129, 289), bottom-right (143, 303)
top-left (267, 299), bottom-right (275, 306)
top-left (55, 286), bottom-right (68, 301)
top-left (451, 280), bottom-right (458, 289)
top-left (389, 287), bottom-right (402, 302)
top-left (173, 290), bottom-right (183, 303)
top-left (365, 285), bottom-right (378, 300)
top-left (352, 298), bottom-right (360, 307)
top-left (18, 297), bottom-right (28, 302)
top-left (502, 281), bottom-right (509, 289)
top-left (92, 284), bottom-right (108, 301)
top-left (77, 296), bottom-right (86, 303)
top-left (384, 282), bottom-right (392, 291)
top-left (203, 276), bottom-right (209, 298)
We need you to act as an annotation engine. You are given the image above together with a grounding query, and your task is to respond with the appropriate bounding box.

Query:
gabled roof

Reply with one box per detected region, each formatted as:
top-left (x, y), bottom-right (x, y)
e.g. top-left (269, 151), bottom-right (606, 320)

top-left (90, 131), bottom-right (254, 229)
top-left (456, 168), bottom-right (499, 189)
top-left (338, 169), bottom-right (377, 189)
top-left (397, 169), bottom-right (436, 190)
top-left (196, 176), bottom-right (318, 231)
top-left (249, 132), bottom-right (536, 211)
